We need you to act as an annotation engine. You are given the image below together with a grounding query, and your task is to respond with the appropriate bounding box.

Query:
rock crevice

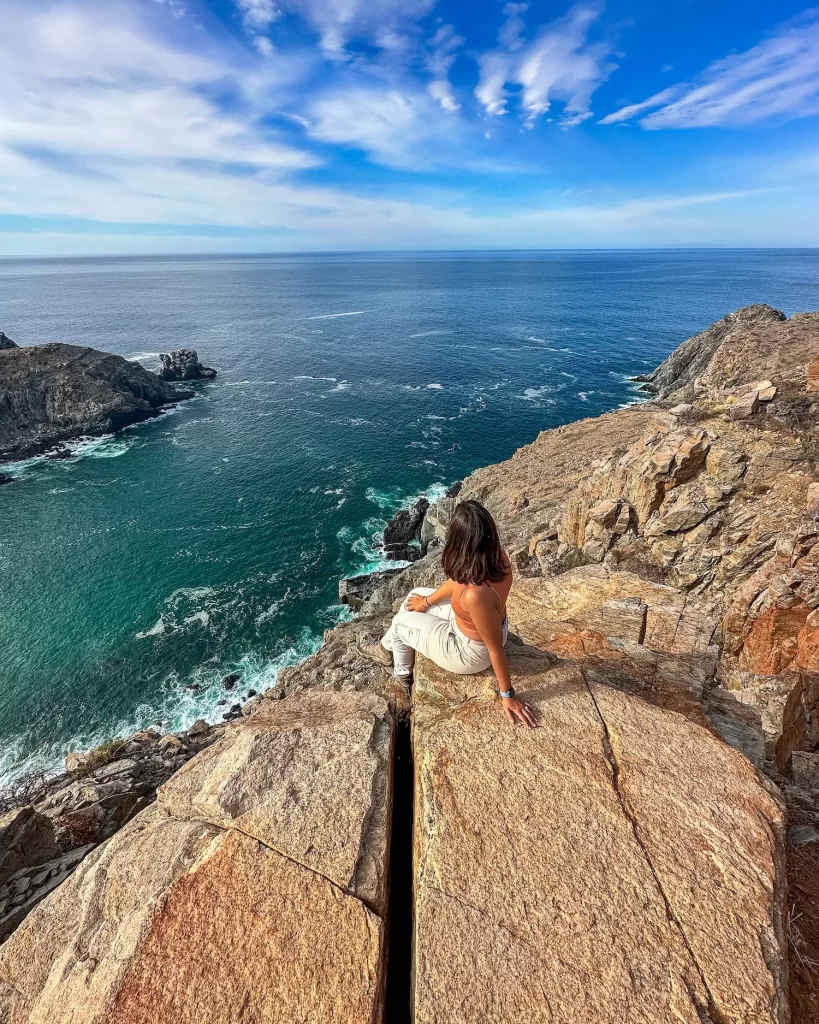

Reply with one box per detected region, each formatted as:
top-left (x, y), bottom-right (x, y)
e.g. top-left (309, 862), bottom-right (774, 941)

top-left (583, 672), bottom-right (727, 1024)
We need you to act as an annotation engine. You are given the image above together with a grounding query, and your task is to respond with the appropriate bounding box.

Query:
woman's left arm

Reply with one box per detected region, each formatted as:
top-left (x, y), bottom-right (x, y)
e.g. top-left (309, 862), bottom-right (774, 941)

top-left (406, 578), bottom-right (455, 612)
top-left (462, 589), bottom-right (535, 728)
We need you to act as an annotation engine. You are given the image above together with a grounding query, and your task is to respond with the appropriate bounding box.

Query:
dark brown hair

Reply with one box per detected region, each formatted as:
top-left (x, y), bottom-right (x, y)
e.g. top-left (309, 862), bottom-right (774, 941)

top-left (442, 500), bottom-right (507, 585)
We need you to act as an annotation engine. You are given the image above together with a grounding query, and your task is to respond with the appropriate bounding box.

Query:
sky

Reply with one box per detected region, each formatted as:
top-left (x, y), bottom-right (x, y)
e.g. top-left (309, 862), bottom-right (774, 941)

top-left (1, 0), bottom-right (819, 254)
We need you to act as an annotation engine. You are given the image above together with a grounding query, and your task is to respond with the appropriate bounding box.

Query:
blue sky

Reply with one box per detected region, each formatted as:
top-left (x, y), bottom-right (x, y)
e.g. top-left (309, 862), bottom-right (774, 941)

top-left (1, 0), bottom-right (818, 253)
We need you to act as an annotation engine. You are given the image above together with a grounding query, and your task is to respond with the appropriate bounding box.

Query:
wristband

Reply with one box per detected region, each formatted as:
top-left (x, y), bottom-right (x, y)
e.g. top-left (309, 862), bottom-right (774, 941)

top-left (423, 596), bottom-right (431, 609)
top-left (499, 687), bottom-right (515, 699)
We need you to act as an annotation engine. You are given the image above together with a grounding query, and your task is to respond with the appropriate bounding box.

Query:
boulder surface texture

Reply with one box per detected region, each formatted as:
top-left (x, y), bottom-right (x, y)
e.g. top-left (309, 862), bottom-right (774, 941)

top-left (412, 648), bottom-right (788, 1024)
top-left (0, 691), bottom-right (393, 1024)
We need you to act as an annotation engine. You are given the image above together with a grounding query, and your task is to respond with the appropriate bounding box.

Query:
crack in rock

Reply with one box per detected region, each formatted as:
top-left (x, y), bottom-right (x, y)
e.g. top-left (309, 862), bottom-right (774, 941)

top-left (581, 672), bottom-right (729, 1024)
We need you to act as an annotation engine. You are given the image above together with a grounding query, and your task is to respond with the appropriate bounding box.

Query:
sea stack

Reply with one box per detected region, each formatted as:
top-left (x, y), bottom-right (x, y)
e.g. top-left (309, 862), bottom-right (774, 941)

top-left (158, 348), bottom-right (217, 381)
top-left (0, 332), bottom-right (18, 350)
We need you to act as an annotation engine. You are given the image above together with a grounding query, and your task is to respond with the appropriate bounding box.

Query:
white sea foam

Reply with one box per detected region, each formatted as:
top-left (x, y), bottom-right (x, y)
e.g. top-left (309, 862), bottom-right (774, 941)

top-left (409, 330), bottom-right (451, 338)
top-left (65, 435), bottom-right (134, 459)
top-left (518, 386), bottom-right (555, 402)
top-left (183, 611), bottom-right (211, 628)
top-left (300, 311), bottom-right (371, 320)
top-left (293, 375), bottom-right (337, 382)
top-left (135, 618), bottom-right (166, 639)
top-left (526, 336), bottom-right (547, 343)
top-left (0, 619), bottom-right (336, 787)
top-left (427, 383), bottom-right (444, 390)
top-left (126, 351), bottom-right (161, 364)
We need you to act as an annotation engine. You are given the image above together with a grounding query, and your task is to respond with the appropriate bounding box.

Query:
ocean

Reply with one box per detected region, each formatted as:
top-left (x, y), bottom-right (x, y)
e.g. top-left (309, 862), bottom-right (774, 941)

top-left (1, 249), bottom-right (817, 783)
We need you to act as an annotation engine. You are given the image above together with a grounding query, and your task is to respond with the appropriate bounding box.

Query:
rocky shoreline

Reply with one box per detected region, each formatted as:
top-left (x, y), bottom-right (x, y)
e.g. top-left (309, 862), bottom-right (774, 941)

top-left (0, 337), bottom-right (216, 462)
top-left (2, 304), bottom-right (819, 1022)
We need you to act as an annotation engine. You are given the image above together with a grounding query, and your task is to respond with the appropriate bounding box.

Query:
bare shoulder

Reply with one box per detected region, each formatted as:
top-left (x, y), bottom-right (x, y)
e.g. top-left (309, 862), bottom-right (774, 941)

top-left (461, 584), bottom-right (497, 611)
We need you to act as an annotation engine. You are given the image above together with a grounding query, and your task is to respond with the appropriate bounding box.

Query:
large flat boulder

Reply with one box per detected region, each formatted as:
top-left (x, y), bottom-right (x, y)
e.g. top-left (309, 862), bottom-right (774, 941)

top-left (158, 690), bottom-right (393, 913)
top-left (0, 691), bottom-right (393, 1024)
top-left (412, 646), bottom-right (788, 1024)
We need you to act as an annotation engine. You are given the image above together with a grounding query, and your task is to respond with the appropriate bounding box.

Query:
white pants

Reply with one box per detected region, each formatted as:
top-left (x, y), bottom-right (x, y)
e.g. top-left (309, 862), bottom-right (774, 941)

top-left (381, 587), bottom-right (508, 678)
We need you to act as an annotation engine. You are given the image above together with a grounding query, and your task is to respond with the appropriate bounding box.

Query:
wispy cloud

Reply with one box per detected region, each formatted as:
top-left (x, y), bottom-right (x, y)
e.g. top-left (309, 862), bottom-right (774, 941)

top-left (427, 24), bottom-right (463, 112)
top-left (255, 0), bottom-right (437, 58)
top-left (236, 0), bottom-right (279, 31)
top-left (0, 3), bottom-right (314, 174)
top-left (476, 2), bottom-right (615, 126)
top-left (601, 10), bottom-right (819, 128)
top-left (306, 85), bottom-right (462, 168)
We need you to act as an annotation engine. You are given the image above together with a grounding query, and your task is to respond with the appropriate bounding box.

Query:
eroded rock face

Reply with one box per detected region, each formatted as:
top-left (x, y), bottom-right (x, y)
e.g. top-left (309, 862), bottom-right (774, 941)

top-left (0, 343), bottom-right (192, 460)
top-left (412, 648), bottom-right (789, 1024)
top-left (0, 333), bottom-right (17, 351)
top-left (339, 567), bottom-right (404, 611)
top-left (0, 691), bottom-right (393, 1024)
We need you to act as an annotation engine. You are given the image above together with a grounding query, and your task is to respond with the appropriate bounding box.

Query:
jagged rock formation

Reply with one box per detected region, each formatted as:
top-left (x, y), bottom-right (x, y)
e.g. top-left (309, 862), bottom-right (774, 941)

top-left (339, 567), bottom-right (403, 610)
top-left (3, 304), bottom-right (819, 1022)
top-left (0, 334), bottom-right (17, 351)
top-left (383, 496), bottom-right (429, 561)
top-left (0, 343), bottom-right (194, 460)
top-left (158, 348), bottom-right (216, 381)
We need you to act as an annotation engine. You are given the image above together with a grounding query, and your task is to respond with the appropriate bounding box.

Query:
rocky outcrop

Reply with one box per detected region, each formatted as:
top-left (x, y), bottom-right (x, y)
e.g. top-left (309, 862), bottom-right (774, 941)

top-left (0, 724), bottom-right (220, 940)
top-left (339, 567), bottom-right (404, 610)
top-left (412, 648), bottom-right (788, 1024)
top-left (0, 691), bottom-right (393, 1023)
top-left (0, 343), bottom-right (194, 460)
top-left (633, 304), bottom-right (787, 399)
top-left (383, 496), bottom-right (429, 561)
top-left (0, 333), bottom-right (17, 351)
top-left (158, 348), bottom-right (216, 381)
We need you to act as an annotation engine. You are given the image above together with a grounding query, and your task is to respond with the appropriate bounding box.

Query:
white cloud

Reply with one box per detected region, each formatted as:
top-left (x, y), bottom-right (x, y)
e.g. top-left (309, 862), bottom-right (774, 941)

top-left (271, 0), bottom-right (436, 58)
top-left (475, 2), bottom-right (614, 126)
top-left (426, 24), bottom-right (463, 112)
top-left (307, 86), bottom-right (458, 168)
top-left (600, 11), bottom-right (819, 128)
top-left (236, 0), bottom-right (279, 31)
top-left (0, 2), bottom-right (315, 172)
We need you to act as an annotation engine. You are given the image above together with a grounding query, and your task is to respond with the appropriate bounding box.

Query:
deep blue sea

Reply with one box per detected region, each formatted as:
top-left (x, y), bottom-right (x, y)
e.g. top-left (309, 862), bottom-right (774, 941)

top-left (1, 249), bottom-right (817, 782)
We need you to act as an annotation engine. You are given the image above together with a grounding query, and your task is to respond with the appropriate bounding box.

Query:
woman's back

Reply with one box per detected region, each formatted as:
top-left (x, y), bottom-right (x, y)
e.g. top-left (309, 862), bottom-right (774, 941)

top-left (451, 554), bottom-right (512, 641)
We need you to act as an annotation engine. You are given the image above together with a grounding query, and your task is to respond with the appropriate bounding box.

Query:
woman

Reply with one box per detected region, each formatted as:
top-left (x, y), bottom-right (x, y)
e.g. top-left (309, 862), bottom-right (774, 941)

top-left (358, 499), bottom-right (535, 727)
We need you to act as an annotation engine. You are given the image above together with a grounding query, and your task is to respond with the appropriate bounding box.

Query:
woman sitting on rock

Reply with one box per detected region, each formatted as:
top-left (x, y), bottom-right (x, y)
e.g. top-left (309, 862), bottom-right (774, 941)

top-left (359, 500), bottom-right (535, 727)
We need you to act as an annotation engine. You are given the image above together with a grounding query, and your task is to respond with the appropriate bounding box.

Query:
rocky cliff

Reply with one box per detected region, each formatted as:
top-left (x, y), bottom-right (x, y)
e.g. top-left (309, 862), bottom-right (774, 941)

top-left (0, 342), bottom-right (195, 460)
top-left (2, 304), bottom-right (819, 1023)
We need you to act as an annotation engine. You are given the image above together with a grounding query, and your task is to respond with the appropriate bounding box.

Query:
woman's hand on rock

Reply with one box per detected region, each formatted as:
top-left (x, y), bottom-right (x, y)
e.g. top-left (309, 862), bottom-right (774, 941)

top-left (406, 594), bottom-right (428, 612)
top-left (503, 696), bottom-right (536, 728)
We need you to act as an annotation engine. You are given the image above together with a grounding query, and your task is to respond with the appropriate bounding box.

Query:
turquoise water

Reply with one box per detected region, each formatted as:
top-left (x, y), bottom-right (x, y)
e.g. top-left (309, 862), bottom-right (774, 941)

top-left (1, 250), bottom-right (817, 782)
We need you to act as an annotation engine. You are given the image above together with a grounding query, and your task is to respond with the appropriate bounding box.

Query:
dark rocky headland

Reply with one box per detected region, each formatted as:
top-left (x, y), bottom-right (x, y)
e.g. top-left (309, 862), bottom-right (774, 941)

top-left (0, 339), bottom-right (217, 461)
top-left (2, 304), bottom-right (819, 1024)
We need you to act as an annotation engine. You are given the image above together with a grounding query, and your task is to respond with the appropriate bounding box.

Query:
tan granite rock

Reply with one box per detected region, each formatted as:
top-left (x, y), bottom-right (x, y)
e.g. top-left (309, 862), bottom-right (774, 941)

top-left (0, 691), bottom-right (392, 1024)
top-left (508, 566), bottom-right (718, 657)
top-left (412, 648), bottom-right (788, 1024)
top-left (158, 690), bottom-right (393, 913)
